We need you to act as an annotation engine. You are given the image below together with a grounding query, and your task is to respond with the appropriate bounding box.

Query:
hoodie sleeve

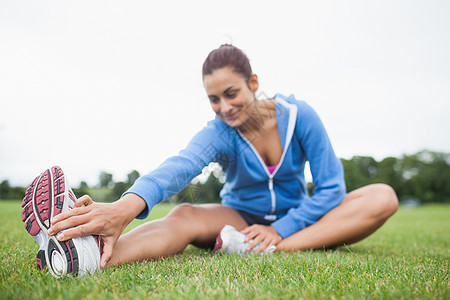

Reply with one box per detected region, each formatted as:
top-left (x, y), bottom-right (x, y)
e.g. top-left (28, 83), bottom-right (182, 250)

top-left (271, 100), bottom-right (346, 238)
top-left (123, 119), bottom-right (228, 219)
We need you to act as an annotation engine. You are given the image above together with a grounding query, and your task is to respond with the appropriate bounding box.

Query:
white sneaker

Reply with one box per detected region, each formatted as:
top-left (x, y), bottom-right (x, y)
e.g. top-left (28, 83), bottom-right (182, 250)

top-left (21, 166), bottom-right (101, 277)
top-left (213, 225), bottom-right (276, 254)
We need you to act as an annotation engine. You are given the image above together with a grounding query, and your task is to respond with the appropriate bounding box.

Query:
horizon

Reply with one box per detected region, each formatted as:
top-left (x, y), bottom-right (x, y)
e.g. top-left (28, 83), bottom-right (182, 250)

top-left (1, 149), bottom-right (446, 188)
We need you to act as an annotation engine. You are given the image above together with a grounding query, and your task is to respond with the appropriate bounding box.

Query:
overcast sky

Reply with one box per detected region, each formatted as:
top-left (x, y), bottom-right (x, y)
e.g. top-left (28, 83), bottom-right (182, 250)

top-left (1, 0), bottom-right (449, 187)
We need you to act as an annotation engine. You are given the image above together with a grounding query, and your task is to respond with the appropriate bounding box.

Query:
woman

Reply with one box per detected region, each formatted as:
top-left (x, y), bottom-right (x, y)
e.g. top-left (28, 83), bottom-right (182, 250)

top-left (44, 45), bottom-right (398, 271)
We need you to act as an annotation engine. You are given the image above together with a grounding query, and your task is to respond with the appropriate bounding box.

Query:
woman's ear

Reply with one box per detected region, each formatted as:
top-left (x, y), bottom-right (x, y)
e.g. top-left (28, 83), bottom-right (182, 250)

top-left (248, 73), bottom-right (259, 92)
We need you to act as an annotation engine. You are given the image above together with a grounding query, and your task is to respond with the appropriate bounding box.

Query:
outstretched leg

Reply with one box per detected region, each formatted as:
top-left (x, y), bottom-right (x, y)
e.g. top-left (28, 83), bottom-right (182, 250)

top-left (277, 184), bottom-right (399, 251)
top-left (107, 203), bottom-right (247, 266)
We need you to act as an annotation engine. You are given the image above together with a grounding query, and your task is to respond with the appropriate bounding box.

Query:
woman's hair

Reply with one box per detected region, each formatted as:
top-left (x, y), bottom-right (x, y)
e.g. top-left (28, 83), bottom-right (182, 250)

top-left (202, 44), bottom-right (252, 81)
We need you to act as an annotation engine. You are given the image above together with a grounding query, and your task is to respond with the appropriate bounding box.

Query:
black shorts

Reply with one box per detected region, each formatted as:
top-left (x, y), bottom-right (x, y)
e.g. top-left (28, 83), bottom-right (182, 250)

top-left (236, 209), bottom-right (275, 226)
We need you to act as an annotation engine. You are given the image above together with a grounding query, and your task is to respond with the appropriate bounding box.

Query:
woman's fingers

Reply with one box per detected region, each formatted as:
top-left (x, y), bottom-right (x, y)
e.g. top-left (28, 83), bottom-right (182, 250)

top-left (54, 223), bottom-right (91, 241)
top-left (101, 237), bottom-right (114, 269)
top-left (50, 205), bottom-right (92, 225)
top-left (243, 225), bottom-right (264, 251)
top-left (48, 213), bottom-right (92, 237)
top-left (244, 231), bottom-right (258, 243)
top-left (241, 226), bottom-right (252, 234)
top-left (247, 235), bottom-right (264, 252)
top-left (241, 225), bottom-right (282, 252)
top-left (49, 195), bottom-right (95, 231)
top-left (75, 195), bottom-right (94, 207)
top-left (254, 238), bottom-right (272, 253)
top-left (242, 225), bottom-right (259, 242)
top-left (241, 224), bottom-right (259, 235)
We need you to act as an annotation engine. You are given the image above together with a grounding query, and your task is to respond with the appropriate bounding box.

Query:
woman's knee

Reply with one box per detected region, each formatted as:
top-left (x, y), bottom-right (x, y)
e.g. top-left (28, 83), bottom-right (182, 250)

top-left (166, 203), bottom-right (199, 222)
top-left (370, 184), bottom-right (399, 219)
top-left (164, 203), bottom-right (222, 246)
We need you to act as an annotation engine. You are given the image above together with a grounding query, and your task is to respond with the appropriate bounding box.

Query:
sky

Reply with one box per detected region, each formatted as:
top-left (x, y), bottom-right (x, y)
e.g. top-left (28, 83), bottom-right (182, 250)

top-left (1, 0), bottom-right (449, 187)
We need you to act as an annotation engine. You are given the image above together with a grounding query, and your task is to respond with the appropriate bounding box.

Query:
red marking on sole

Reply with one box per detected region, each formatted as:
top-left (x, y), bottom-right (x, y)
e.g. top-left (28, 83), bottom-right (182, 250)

top-left (213, 233), bottom-right (223, 252)
top-left (37, 257), bottom-right (43, 270)
top-left (22, 166), bottom-right (69, 236)
top-left (65, 240), bottom-right (74, 273)
top-left (34, 170), bottom-right (52, 230)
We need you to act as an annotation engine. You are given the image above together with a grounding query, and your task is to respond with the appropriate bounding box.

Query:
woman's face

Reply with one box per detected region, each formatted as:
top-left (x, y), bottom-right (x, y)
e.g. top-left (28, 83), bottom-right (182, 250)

top-left (203, 67), bottom-right (259, 128)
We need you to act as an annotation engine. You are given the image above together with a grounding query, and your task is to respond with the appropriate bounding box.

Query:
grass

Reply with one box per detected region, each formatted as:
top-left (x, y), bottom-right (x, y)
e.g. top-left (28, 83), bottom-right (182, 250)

top-left (0, 201), bottom-right (448, 299)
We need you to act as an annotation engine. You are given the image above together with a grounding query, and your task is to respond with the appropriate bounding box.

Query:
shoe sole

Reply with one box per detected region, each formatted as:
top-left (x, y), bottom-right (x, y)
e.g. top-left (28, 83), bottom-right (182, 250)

top-left (213, 225), bottom-right (240, 254)
top-left (213, 229), bottom-right (224, 252)
top-left (21, 166), bottom-right (80, 276)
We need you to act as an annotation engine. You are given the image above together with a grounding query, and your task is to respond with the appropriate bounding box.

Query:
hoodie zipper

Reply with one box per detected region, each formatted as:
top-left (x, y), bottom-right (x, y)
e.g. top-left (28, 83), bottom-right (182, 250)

top-left (237, 132), bottom-right (279, 220)
top-left (266, 177), bottom-right (277, 220)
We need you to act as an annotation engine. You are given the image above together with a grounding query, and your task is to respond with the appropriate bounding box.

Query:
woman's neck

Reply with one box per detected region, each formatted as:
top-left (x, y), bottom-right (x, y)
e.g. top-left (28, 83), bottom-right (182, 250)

top-left (238, 99), bottom-right (277, 137)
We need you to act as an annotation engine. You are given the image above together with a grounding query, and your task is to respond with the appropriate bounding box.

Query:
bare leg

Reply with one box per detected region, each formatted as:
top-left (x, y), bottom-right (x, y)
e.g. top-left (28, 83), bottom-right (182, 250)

top-left (277, 184), bottom-right (399, 251)
top-left (107, 203), bottom-right (247, 266)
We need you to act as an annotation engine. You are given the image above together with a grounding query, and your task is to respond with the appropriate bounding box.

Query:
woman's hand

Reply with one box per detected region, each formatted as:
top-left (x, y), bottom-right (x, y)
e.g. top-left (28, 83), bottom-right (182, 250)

top-left (241, 224), bottom-right (282, 253)
top-left (47, 193), bottom-right (146, 268)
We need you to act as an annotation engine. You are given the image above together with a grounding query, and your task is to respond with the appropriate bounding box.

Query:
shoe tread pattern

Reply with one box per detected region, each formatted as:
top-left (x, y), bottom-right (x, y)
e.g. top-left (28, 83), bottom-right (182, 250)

top-left (21, 166), bottom-right (65, 236)
top-left (21, 166), bottom-right (80, 276)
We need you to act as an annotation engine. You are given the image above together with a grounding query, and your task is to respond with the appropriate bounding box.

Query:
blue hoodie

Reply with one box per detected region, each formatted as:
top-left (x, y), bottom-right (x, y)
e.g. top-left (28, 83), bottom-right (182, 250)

top-left (125, 94), bottom-right (346, 238)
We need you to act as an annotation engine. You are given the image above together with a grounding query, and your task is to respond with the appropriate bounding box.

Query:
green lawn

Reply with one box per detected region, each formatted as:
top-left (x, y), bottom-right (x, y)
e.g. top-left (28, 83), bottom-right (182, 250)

top-left (1, 201), bottom-right (448, 299)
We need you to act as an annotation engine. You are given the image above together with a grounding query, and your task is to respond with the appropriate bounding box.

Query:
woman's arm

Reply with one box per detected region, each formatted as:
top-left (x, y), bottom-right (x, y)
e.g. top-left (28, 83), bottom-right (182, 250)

top-left (271, 99), bottom-right (346, 238)
top-left (48, 118), bottom-right (228, 266)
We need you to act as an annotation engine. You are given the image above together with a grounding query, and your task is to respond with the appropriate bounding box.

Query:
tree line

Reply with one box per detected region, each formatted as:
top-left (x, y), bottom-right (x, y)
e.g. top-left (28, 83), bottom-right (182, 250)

top-left (1, 150), bottom-right (449, 203)
top-left (341, 150), bottom-right (450, 203)
top-left (171, 149), bottom-right (450, 204)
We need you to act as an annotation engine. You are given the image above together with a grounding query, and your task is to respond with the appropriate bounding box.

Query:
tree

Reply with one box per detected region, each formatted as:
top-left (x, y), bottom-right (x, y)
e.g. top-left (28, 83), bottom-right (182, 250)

top-left (198, 172), bottom-right (223, 203)
top-left (398, 150), bottom-right (450, 203)
top-left (340, 150), bottom-right (450, 203)
top-left (127, 170), bottom-right (140, 186)
top-left (0, 180), bottom-right (11, 200)
top-left (79, 181), bottom-right (89, 189)
top-left (112, 181), bottom-right (130, 200)
top-left (99, 172), bottom-right (113, 188)
top-left (73, 181), bottom-right (90, 198)
top-left (0, 179), bottom-right (25, 200)
top-left (373, 157), bottom-right (402, 195)
top-left (341, 157), bottom-right (377, 191)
